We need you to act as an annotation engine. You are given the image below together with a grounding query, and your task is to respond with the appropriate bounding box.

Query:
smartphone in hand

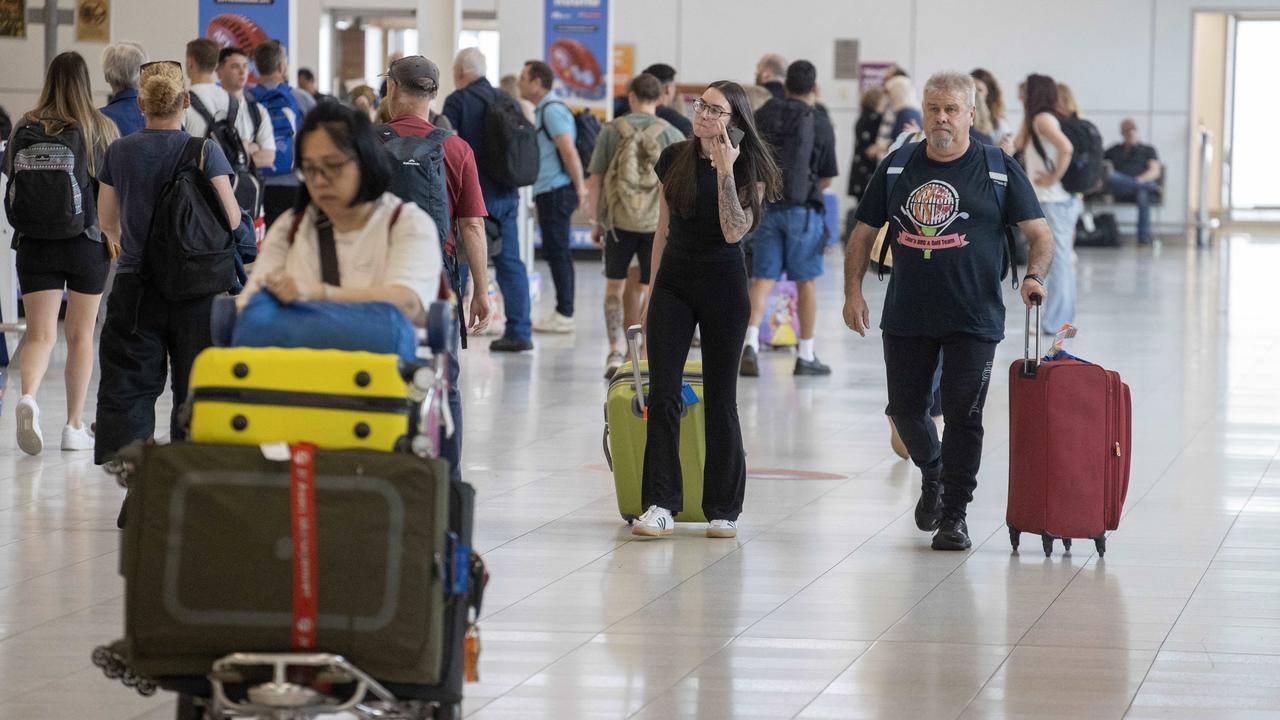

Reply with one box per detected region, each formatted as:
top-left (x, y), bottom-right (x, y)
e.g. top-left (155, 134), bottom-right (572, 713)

top-left (727, 126), bottom-right (745, 148)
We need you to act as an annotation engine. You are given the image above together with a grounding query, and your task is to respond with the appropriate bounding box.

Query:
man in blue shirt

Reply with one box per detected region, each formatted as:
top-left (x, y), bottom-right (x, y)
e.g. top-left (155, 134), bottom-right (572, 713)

top-left (99, 43), bottom-right (148, 137)
top-left (444, 47), bottom-right (535, 352)
top-left (519, 60), bottom-right (589, 334)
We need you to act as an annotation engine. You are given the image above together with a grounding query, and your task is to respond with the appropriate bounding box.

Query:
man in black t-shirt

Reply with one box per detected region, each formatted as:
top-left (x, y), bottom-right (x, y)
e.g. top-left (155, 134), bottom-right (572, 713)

top-left (1104, 118), bottom-right (1162, 245)
top-left (844, 71), bottom-right (1055, 551)
top-left (742, 61), bottom-right (840, 377)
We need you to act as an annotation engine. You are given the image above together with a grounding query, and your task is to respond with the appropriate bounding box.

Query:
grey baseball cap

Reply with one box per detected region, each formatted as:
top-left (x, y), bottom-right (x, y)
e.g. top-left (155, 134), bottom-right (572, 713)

top-left (382, 55), bottom-right (439, 94)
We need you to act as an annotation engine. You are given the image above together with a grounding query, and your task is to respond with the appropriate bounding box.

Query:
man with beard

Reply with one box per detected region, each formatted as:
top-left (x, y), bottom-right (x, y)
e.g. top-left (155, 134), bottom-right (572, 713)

top-left (843, 71), bottom-right (1054, 551)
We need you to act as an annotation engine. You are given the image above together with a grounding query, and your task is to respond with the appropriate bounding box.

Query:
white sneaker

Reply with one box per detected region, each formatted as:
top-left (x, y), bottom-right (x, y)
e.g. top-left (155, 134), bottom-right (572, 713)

top-left (534, 312), bottom-right (576, 334)
top-left (62, 424), bottom-right (95, 451)
top-left (707, 519), bottom-right (738, 539)
top-left (632, 505), bottom-right (675, 538)
top-left (16, 395), bottom-right (43, 456)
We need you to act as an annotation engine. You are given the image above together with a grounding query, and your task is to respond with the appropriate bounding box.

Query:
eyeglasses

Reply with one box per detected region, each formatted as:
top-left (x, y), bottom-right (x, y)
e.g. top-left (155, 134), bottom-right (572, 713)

top-left (296, 156), bottom-right (356, 183)
top-left (692, 98), bottom-right (731, 120)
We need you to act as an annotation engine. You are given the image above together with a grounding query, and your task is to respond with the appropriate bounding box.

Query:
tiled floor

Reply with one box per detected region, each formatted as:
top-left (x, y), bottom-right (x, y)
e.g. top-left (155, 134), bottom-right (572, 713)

top-left (1, 231), bottom-right (1278, 719)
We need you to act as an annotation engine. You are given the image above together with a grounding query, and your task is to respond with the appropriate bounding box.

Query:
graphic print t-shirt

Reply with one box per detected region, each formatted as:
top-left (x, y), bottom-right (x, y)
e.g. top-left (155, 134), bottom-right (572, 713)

top-left (855, 141), bottom-right (1043, 341)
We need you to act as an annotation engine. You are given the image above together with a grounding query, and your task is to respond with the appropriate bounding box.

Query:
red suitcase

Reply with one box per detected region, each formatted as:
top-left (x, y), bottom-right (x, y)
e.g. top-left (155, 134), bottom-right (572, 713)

top-left (1007, 305), bottom-right (1132, 557)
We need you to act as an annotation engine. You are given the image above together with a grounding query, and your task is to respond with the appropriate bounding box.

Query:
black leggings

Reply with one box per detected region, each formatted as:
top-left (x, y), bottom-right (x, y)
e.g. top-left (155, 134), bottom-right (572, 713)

top-left (883, 333), bottom-right (998, 517)
top-left (642, 250), bottom-right (750, 521)
top-left (94, 273), bottom-right (214, 464)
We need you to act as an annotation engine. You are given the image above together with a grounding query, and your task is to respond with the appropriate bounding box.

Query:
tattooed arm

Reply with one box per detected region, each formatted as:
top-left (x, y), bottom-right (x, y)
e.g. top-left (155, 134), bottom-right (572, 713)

top-left (716, 172), bottom-right (755, 244)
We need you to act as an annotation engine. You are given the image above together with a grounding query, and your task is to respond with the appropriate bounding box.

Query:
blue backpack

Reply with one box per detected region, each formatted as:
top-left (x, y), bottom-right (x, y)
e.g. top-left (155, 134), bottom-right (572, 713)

top-left (879, 141), bottom-right (1020, 288)
top-left (247, 84), bottom-right (301, 177)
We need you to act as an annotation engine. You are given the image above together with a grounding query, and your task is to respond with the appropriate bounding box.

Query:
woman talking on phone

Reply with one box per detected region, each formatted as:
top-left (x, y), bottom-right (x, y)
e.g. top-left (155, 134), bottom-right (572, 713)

top-left (633, 81), bottom-right (781, 539)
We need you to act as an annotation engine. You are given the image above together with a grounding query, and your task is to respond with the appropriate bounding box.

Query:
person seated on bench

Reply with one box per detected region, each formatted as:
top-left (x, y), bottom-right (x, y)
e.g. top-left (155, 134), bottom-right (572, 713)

top-left (1104, 118), bottom-right (1162, 246)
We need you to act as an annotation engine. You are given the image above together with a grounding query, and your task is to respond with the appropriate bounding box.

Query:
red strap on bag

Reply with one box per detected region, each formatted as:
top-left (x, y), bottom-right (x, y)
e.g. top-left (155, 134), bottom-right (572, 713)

top-left (289, 443), bottom-right (319, 650)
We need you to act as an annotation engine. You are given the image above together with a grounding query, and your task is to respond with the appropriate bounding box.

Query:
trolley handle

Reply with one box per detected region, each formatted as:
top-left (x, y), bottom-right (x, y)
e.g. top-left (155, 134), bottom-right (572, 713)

top-left (626, 325), bottom-right (646, 413)
top-left (1023, 293), bottom-right (1043, 376)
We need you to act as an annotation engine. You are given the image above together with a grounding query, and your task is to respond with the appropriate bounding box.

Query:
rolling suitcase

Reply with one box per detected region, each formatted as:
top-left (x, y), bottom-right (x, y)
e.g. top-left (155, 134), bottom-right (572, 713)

top-left (186, 347), bottom-right (424, 453)
top-left (604, 326), bottom-right (707, 523)
top-left (1008, 303), bottom-right (1132, 556)
top-left (95, 441), bottom-right (486, 718)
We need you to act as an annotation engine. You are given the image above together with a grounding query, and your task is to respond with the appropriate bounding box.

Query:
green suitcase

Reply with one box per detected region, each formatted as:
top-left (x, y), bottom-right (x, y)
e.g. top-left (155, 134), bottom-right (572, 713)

top-left (604, 327), bottom-right (707, 523)
top-left (111, 441), bottom-right (452, 685)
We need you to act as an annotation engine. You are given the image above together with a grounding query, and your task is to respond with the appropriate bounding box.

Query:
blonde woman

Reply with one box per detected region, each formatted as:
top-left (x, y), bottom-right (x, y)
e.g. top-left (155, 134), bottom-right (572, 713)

top-left (872, 74), bottom-right (922, 160)
top-left (94, 60), bottom-right (241, 464)
top-left (4, 51), bottom-right (119, 454)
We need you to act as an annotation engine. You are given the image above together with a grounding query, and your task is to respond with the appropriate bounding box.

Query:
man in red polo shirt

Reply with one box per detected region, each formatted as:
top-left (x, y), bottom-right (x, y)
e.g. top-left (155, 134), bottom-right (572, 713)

top-left (380, 55), bottom-right (491, 482)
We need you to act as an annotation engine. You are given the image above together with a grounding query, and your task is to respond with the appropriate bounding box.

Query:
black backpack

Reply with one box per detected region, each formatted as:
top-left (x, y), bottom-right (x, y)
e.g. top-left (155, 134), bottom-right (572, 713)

top-left (145, 137), bottom-right (238, 301)
top-left (189, 93), bottom-right (263, 219)
top-left (1032, 114), bottom-right (1104, 195)
top-left (755, 98), bottom-right (816, 205)
top-left (3, 122), bottom-right (94, 240)
top-left (541, 101), bottom-right (601, 177)
top-left (469, 85), bottom-right (539, 189)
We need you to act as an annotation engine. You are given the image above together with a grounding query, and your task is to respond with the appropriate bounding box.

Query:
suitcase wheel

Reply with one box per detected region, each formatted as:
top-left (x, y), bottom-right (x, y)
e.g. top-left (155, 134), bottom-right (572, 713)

top-left (1093, 534), bottom-right (1107, 557)
top-left (1008, 525), bottom-right (1020, 551)
top-left (1041, 533), bottom-right (1054, 557)
top-left (431, 703), bottom-right (461, 720)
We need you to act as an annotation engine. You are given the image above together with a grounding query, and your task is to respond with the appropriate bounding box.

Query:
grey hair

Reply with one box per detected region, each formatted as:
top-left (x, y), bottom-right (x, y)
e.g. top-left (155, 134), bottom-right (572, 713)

top-left (102, 42), bottom-right (148, 89)
top-left (923, 71), bottom-right (977, 107)
top-left (454, 47), bottom-right (486, 80)
top-left (759, 53), bottom-right (786, 78)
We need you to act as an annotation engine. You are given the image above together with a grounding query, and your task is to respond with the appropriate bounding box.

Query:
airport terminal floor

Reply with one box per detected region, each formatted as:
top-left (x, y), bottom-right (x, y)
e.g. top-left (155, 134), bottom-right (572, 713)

top-left (1, 230), bottom-right (1278, 719)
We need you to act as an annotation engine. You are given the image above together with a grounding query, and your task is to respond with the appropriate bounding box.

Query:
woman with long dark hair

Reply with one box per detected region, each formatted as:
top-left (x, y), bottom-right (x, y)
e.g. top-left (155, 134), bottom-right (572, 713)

top-left (4, 51), bottom-right (118, 454)
top-left (971, 68), bottom-right (1011, 150)
top-left (633, 81), bottom-right (781, 539)
top-left (1015, 73), bottom-right (1079, 334)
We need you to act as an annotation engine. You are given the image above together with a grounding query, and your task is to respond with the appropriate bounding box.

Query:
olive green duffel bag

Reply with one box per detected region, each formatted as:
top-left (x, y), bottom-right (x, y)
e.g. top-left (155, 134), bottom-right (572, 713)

top-left (109, 441), bottom-right (451, 686)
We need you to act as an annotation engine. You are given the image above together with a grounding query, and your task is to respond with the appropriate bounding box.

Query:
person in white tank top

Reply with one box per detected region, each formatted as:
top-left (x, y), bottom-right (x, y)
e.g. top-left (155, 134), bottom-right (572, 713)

top-left (1015, 74), bottom-right (1080, 335)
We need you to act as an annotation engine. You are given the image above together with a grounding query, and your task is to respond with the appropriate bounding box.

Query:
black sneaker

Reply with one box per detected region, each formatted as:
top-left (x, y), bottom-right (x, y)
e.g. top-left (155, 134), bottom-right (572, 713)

top-left (931, 515), bottom-right (971, 551)
top-left (914, 482), bottom-right (942, 531)
top-left (490, 337), bottom-right (534, 353)
top-left (794, 356), bottom-right (832, 376)
top-left (740, 346), bottom-right (759, 377)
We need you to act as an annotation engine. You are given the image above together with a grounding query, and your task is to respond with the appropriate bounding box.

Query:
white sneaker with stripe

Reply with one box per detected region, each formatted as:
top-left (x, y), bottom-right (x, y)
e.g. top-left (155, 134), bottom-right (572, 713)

top-left (632, 505), bottom-right (674, 538)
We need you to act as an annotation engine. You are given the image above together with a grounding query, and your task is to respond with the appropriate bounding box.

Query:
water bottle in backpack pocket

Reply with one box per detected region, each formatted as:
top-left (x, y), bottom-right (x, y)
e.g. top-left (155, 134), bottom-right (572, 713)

top-left (4, 123), bottom-right (91, 240)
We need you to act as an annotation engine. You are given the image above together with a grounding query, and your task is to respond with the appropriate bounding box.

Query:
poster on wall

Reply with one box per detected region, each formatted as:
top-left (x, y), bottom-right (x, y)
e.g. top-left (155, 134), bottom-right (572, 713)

top-left (199, 0), bottom-right (290, 83)
top-left (543, 0), bottom-right (611, 110)
top-left (612, 43), bottom-right (633, 99)
top-left (858, 62), bottom-right (896, 94)
top-left (76, 0), bottom-right (110, 43)
top-left (0, 0), bottom-right (25, 39)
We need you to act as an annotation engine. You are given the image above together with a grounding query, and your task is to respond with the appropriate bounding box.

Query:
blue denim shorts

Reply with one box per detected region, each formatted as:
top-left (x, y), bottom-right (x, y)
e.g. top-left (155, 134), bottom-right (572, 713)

top-left (749, 205), bottom-right (825, 281)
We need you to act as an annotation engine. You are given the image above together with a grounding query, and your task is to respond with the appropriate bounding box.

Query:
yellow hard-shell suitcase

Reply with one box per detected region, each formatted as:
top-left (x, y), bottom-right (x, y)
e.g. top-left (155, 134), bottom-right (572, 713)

top-left (187, 347), bottom-right (418, 451)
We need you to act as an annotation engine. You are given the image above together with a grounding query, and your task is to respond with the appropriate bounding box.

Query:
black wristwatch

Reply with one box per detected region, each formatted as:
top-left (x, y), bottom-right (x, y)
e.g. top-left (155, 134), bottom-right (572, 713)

top-left (1023, 273), bottom-right (1045, 287)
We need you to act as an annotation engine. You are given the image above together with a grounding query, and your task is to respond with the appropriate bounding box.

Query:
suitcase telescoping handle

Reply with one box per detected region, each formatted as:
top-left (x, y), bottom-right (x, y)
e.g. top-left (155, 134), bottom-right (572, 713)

top-left (1023, 293), bottom-right (1043, 376)
top-left (627, 325), bottom-right (646, 414)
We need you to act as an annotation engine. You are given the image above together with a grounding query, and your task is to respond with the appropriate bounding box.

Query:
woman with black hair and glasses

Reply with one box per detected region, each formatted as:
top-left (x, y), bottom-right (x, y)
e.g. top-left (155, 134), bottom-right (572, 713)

top-left (94, 60), bottom-right (241, 464)
top-left (238, 101), bottom-right (441, 327)
top-left (632, 81), bottom-right (781, 540)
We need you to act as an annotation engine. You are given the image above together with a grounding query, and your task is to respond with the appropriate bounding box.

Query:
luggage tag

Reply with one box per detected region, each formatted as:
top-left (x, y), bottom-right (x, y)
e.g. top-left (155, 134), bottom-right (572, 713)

top-left (681, 383), bottom-right (700, 408)
top-left (1049, 324), bottom-right (1077, 357)
top-left (260, 442), bottom-right (291, 462)
top-left (464, 624), bottom-right (481, 683)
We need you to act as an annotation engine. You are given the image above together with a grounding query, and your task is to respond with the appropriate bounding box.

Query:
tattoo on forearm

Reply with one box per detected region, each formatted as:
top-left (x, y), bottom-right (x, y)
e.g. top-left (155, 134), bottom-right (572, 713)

top-left (605, 295), bottom-right (624, 346)
top-left (718, 173), bottom-right (752, 241)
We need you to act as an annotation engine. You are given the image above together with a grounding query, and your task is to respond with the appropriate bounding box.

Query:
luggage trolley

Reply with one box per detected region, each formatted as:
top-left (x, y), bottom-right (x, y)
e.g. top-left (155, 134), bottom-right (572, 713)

top-left (93, 298), bottom-right (488, 720)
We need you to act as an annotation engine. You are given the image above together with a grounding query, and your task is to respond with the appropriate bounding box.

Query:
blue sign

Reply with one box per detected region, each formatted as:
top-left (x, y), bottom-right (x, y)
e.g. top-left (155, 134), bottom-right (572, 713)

top-left (199, 0), bottom-right (291, 84)
top-left (543, 0), bottom-right (610, 104)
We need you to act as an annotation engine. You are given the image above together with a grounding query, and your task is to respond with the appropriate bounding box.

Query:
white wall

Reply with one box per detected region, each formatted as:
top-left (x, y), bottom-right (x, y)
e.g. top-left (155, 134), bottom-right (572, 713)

top-left (479, 0), bottom-right (1280, 230)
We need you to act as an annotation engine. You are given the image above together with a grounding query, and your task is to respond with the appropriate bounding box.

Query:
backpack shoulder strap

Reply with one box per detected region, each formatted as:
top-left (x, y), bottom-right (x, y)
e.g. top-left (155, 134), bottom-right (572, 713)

top-left (188, 93), bottom-right (215, 136)
top-left (876, 141), bottom-right (922, 279)
top-left (248, 100), bottom-right (263, 133)
top-left (642, 119), bottom-right (669, 139)
top-left (226, 95), bottom-right (240, 127)
top-left (981, 144), bottom-right (1018, 288)
top-left (375, 123), bottom-right (399, 142)
top-left (613, 117), bottom-right (637, 138)
top-left (425, 126), bottom-right (451, 148)
top-left (313, 211), bottom-right (340, 286)
top-left (178, 136), bottom-right (207, 173)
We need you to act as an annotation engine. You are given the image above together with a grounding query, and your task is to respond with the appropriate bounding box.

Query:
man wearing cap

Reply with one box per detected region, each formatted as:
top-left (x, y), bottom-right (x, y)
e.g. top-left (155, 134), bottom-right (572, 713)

top-left (381, 55), bottom-right (492, 482)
